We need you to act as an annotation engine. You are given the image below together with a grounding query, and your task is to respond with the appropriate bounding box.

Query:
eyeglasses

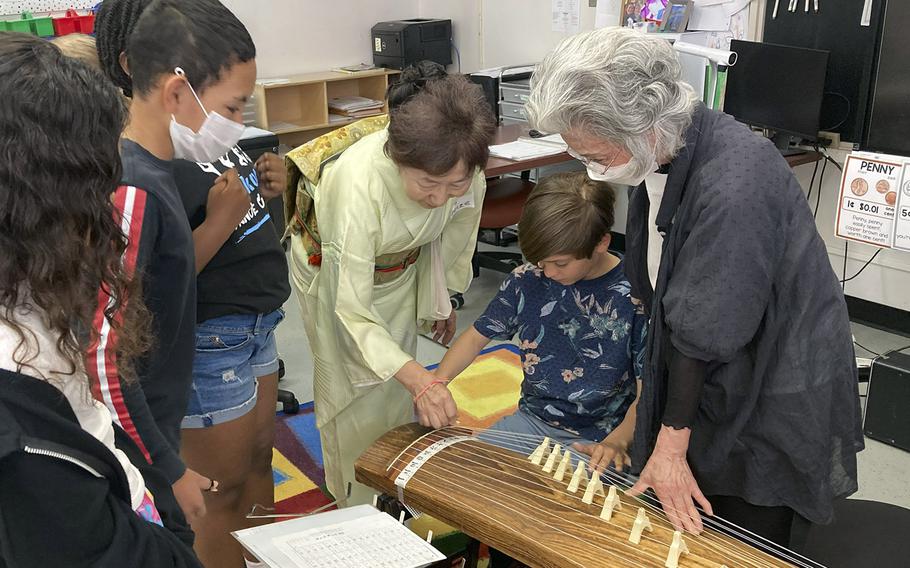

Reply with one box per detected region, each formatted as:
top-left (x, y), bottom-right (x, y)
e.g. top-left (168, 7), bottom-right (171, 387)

top-left (566, 147), bottom-right (622, 175)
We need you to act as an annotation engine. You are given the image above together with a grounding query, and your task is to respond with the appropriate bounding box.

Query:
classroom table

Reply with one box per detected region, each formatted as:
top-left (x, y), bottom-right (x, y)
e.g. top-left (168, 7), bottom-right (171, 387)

top-left (483, 123), bottom-right (820, 176)
top-left (484, 124), bottom-right (574, 177)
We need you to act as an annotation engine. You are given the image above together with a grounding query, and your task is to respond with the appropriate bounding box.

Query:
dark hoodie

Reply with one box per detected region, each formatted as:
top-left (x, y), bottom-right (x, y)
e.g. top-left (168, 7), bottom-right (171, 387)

top-left (0, 368), bottom-right (201, 568)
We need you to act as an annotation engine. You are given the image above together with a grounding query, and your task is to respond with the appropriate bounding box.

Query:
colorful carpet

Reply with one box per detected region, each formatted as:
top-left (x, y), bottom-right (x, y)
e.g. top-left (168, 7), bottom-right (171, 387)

top-left (271, 344), bottom-right (524, 552)
top-left (440, 343), bottom-right (522, 429)
top-left (272, 401), bottom-right (332, 515)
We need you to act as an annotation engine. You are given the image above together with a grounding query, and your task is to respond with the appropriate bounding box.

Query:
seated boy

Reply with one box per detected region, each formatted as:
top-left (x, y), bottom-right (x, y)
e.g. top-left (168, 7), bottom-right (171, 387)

top-left (435, 172), bottom-right (646, 472)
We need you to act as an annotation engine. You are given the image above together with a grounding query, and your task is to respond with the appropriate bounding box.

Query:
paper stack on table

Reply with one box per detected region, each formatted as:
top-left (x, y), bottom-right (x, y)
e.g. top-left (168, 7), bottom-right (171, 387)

top-left (233, 505), bottom-right (445, 568)
top-left (489, 134), bottom-right (567, 161)
top-left (328, 96), bottom-right (384, 118)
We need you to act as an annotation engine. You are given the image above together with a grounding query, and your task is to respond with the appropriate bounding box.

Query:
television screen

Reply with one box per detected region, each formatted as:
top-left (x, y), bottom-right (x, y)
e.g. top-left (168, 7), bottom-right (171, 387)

top-left (724, 40), bottom-right (829, 141)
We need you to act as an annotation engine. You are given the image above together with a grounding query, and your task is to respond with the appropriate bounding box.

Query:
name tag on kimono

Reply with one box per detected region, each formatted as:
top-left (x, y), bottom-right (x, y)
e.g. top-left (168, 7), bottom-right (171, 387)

top-left (451, 193), bottom-right (475, 217)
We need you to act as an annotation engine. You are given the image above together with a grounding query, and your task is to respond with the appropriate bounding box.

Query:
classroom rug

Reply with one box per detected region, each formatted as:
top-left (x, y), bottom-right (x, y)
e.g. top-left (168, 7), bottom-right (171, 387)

top-left (271, 344), bottom-right (524, 559)
top-left (439, 343), bottom-right (522, 429)
top-left (272, 401), bottom-right (333, 515)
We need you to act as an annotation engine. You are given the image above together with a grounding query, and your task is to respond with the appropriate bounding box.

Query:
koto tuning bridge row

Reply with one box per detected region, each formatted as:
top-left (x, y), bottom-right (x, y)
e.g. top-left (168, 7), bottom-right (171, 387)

top-left (528, 437), bottom-right (717, 568)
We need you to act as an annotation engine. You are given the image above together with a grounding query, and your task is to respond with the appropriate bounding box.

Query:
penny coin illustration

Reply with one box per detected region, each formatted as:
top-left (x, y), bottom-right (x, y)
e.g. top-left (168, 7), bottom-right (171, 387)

top-left (876, 180), bottom-right (890, 194)
top-left (886, 191), bottom-right (897, 206)
top-left (851, 178), bottom-right (869, 196)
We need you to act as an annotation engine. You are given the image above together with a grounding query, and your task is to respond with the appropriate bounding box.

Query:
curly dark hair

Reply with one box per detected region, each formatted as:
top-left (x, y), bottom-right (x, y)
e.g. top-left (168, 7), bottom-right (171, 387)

top-left (0, 32), bottom-right (150, 383)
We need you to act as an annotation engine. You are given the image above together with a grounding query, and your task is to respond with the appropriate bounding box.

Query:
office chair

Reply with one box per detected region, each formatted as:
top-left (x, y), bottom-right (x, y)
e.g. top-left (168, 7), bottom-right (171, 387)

top-left (276, 359), bottom-right (300, 414)
top-left (450, 177), bottom-right (534, 310)
top-left (449, 178), bottom-right (535, 310)
top-left (474, 176), bottom-right (535, 274)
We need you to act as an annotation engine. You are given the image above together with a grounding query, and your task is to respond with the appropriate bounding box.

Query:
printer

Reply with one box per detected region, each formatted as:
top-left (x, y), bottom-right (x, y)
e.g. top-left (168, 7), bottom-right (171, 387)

top-left (371, 19), bottom-right (452, 70)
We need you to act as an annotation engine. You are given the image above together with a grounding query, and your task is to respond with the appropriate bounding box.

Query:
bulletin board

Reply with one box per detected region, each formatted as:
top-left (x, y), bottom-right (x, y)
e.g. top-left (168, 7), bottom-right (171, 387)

top-left (1, 1), bottom-right (96, 17)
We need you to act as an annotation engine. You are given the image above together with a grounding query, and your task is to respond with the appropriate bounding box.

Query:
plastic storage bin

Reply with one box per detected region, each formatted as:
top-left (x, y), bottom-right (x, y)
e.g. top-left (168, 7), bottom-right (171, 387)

top-left (53, 9), bottom-right (94, 36)
top-left (24, 12), bottom-right (55, 36)
top-left (2, 15), bottom-right (34, 34)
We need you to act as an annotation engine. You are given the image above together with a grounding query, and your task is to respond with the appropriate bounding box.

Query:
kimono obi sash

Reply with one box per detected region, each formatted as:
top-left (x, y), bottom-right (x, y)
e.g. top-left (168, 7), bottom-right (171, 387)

top-left (284, 115), bottom-right (420, 285)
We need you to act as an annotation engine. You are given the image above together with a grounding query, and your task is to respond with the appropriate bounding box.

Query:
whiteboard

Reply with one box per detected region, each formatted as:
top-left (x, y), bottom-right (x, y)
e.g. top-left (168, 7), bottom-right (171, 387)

top-left (1, 1), bottom-right (96, 17)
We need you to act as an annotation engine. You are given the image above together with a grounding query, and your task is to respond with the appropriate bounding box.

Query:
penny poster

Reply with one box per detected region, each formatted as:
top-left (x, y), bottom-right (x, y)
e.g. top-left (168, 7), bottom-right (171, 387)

top-left (892, 162), bottom-right (910, 252)
top-left (835, 152), bottom-right (903, 248)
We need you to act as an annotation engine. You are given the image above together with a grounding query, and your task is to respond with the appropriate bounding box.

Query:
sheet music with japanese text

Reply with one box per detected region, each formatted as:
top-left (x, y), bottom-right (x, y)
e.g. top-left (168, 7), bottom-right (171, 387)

top-left (272, 511), bottom-right (444, 568)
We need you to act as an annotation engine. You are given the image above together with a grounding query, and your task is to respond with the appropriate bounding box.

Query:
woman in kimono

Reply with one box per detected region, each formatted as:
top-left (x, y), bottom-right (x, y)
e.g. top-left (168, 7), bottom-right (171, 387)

top-left (526, 27), bottom-right (863, 549)
top-left (288, 73), bottom-right (496, 506)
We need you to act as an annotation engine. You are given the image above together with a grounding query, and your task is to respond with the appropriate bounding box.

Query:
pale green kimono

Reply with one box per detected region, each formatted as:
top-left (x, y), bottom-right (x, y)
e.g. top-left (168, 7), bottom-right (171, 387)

top-left (289, 129), bottom-right (485, 506)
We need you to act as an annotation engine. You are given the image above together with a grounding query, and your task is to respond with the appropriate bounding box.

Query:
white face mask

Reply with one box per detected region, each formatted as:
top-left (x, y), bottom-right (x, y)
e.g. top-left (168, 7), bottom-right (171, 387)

top-left (169, 67), bottom-right (245, 163)
top-left (586, 152), bottom-right (658, 187)
top-left (580, 138), bottom-right (659, 187)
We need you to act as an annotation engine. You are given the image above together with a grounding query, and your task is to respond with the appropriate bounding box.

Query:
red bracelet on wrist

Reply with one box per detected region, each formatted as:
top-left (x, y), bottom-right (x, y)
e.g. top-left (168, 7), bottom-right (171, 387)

top-left (413, 379), bottom-right (450, 402)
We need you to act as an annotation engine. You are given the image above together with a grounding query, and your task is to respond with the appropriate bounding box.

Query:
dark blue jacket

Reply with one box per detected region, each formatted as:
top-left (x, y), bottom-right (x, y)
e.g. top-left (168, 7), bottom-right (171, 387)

top-left (0, 369), bottom-right (201, 568)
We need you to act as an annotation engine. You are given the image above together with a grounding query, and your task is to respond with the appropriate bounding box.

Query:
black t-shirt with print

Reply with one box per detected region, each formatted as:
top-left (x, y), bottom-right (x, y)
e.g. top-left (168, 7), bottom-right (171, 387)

top-left (173, 146), bottom-right (290, 323)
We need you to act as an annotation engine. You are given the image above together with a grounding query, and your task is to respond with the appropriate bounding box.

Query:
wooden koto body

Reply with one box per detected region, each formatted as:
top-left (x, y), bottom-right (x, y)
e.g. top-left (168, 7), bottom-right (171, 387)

top-left (355, 424), bottom-right (797, 568)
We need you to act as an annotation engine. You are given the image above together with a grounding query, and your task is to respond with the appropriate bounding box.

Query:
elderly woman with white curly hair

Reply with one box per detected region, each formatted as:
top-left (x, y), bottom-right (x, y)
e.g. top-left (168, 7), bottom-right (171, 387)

top-left (527, 27), bottom-right (863, 550)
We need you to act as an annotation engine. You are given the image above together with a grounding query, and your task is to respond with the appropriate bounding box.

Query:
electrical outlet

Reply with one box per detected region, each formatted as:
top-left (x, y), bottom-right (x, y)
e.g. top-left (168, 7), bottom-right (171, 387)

top-left (818, 131), bottom-right (841, 148)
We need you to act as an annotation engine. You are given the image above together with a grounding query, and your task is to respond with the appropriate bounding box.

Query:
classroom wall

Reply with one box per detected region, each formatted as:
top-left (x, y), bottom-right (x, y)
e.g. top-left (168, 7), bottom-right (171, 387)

top-left (223, 0), bottom-right (419, 79)
top-left (416, 0), bottom-right (621, 73)
top-left (222, 0), bottom-right (618, 79)
top-left (417, 0), bottom-right (483, 73)
top-left (479, 0), bottom-right (618, 69)
top-left (762, 0), bottom-right (908, 313)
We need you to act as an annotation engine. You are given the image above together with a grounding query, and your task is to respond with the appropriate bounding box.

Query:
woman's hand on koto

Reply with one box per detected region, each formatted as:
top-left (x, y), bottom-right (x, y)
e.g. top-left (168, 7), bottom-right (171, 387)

top-left (396, 361), bottom-right (458, 429)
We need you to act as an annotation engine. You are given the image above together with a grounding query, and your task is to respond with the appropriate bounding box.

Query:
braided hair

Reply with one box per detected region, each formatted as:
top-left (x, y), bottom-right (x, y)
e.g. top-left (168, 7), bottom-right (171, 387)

top-left (95, 0), bottom-right (152, 97)
top-left (127, 0), bottom-right (255, 97)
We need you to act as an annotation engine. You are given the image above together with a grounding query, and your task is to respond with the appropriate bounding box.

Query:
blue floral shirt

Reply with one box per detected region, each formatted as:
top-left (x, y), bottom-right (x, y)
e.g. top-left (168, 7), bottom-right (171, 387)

top-left (474, 260), bottom-right (647, 442)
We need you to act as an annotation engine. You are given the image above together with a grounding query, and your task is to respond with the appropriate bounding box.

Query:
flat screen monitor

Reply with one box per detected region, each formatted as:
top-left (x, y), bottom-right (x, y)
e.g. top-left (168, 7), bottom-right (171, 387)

top-left (724, 40), bottom-right (829, 153)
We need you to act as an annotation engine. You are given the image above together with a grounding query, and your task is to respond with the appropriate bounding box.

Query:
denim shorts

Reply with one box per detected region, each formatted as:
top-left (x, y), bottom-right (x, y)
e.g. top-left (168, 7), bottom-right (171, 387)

top-left (182, 309), bottom-right (284, 429)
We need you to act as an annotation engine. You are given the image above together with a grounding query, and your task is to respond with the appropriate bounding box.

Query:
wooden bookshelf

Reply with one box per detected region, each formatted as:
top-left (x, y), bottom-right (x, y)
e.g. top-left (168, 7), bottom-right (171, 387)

top-left (253, 68), bottom-right (399, 148)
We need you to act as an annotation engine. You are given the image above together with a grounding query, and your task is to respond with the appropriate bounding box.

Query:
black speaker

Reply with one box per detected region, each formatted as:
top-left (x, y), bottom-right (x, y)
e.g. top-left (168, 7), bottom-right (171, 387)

top-left (864, 351), bottom-right (910, 452)
top-left (468, 73), bottom-right (499, 123)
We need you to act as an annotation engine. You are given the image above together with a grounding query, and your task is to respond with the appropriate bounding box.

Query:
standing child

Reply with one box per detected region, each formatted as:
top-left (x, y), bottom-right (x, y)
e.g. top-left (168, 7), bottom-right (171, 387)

top-left (173, 136), bottom-right (289, 567)
top-left (0, 31), bottom-right (200, 567)
top-left (96, 2), bottom-right (289, 566)
top-left (435, 172), bottom-right (647, 472)
top-left (88, 0), bottom-right (258, 540)
top-left (167, 32), bottom-right (289, 568)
